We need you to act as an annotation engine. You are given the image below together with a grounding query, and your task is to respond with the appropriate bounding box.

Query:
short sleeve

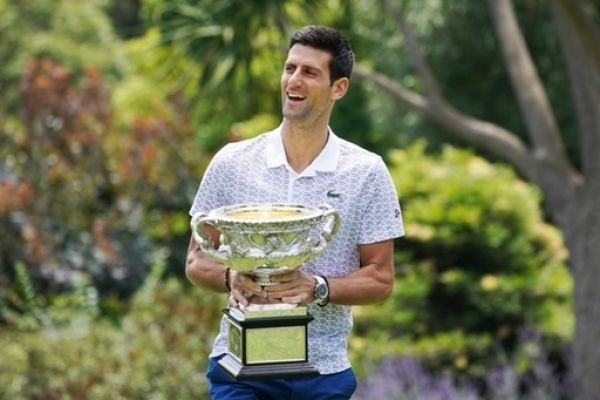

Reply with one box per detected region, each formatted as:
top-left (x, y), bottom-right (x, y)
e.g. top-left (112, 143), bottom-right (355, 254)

top-left (358, 158), bottom-right (404, 244)
top-left (189, 146), bottom-right (231, 216)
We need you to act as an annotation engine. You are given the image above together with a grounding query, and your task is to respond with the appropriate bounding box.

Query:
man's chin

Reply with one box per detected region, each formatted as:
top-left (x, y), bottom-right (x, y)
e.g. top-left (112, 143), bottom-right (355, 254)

top-left (282, 109), bottom-right (307, 120)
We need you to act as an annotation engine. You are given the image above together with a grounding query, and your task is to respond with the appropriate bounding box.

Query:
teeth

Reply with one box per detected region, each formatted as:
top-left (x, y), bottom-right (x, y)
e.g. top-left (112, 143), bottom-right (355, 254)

top-left (288, 93), bottom-right (305, 100)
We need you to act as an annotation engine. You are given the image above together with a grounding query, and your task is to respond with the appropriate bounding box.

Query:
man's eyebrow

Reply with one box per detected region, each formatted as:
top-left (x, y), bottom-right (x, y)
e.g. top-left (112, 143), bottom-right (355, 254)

top-left (283, 61), bottom-right (322, 75)
top-left (296, 65), bottom-right (322, 75)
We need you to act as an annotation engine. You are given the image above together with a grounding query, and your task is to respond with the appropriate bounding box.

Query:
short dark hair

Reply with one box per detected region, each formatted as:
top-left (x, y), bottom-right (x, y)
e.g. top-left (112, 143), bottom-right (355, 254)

top-left (289, 25), bottom-right (354, 84)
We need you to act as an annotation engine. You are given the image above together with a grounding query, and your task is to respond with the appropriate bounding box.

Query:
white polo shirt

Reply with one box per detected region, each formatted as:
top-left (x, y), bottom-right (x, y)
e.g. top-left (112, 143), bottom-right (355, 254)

top-left (190, 126), bottom-right (404, 374)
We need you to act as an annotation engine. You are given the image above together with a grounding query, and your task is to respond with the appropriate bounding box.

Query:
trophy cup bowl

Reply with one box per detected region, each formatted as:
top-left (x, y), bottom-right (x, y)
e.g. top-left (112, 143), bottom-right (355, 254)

top-left (191, 203), bottom-right (340, 285)
top-left (190, 203), bottom-right (340, 380)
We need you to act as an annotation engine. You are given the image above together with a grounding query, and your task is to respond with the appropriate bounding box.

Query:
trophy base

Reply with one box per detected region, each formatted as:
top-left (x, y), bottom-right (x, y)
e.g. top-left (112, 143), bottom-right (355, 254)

top-left (218, 354), bottom-right (319, 380)
top-left (221, 307), bottom-right (318, 381)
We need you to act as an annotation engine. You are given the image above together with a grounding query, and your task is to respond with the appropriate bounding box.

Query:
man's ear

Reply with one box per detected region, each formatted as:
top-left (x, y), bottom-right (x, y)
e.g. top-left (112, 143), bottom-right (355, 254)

top-left (331, 77), bottom-right (349, 100)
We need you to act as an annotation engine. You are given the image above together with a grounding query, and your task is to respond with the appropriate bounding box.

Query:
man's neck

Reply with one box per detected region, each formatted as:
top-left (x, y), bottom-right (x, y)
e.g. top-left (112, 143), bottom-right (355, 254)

top-left (280, 119), bottom-right (329, 174)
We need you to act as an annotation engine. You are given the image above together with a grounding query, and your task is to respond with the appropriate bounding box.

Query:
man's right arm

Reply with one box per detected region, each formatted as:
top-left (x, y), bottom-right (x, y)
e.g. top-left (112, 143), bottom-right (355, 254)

top-left (185, 227), bottom-right (266, 305)
top-left (185, 232), bottom-right (230, 293)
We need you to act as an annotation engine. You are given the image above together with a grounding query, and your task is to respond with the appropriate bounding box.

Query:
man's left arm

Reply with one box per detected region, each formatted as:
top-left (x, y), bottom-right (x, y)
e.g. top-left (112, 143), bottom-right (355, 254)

top-left (326, 239), bottom-right (395, 305)
top-left (264, 239), bottom-right (395, 305)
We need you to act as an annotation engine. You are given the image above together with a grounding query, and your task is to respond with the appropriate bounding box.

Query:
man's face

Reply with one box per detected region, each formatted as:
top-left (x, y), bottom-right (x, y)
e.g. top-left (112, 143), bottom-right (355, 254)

top-left (281, 44), bottom-right (339, 123)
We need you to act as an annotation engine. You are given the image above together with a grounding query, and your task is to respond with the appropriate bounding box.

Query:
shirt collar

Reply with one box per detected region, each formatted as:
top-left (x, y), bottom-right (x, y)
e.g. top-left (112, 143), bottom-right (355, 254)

top-left (265, 125), bottom-right (340, 177)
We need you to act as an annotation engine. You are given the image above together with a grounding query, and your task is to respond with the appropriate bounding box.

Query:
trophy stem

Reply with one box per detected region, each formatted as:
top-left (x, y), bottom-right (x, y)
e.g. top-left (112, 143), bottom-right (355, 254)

top-left (253, 274), bottom-right (276, 286)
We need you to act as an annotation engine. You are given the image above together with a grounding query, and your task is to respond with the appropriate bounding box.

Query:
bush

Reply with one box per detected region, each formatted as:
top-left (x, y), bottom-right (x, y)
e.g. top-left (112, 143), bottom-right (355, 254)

top-left (0, 265), bottom-right (223, 399)
top-left (352, 142), bottom-right (572, 379)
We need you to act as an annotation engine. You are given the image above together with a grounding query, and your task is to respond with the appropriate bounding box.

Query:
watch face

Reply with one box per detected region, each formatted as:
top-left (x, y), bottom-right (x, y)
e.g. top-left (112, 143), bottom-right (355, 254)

top-left (315, 283), bottom-right (328, 299)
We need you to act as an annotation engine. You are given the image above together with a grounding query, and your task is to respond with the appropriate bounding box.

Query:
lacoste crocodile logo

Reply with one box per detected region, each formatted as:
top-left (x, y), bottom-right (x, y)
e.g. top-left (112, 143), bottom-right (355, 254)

top-left (326, 190), bottom-right (342, 199)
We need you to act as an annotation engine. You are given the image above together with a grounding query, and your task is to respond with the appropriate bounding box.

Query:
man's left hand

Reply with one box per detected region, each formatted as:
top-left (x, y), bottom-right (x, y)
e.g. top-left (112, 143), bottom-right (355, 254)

top-left (263, 270), bottom-right (316, 305)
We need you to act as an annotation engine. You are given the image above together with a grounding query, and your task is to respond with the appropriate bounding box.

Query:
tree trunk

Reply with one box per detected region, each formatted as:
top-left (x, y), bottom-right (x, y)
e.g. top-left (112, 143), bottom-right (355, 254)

top-left (551, 1), bottom-right (600, 397)
top-left (566, 187), bottom-right (600, 399)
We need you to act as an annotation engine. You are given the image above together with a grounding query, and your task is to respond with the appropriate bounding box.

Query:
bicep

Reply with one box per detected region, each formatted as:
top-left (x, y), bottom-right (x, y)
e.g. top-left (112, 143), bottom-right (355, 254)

top-left (358, 239), bottom-right (395, 281)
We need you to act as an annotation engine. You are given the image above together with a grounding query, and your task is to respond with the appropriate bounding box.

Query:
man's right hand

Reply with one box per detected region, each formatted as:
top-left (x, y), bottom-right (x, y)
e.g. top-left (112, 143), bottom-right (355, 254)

top-left (228, 269), bottom-right (268, 307)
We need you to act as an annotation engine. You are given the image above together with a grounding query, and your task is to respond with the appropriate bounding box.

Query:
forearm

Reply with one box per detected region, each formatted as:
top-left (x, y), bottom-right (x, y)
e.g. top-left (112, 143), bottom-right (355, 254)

top-left (185, 237), bottom-right (228, 292)
top-left (264, 240), bottom-right (396, 306)
top-left (185, 236), bottom-right (266, 304)
top-left (326, 239), bottom-right (395, 305)
top-left (328, 262), bottom-right (394, 305)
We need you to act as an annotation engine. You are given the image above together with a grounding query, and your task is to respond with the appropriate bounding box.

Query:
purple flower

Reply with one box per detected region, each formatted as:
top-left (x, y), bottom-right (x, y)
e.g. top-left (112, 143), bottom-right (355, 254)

top-left (354, 357), bottom-right (479, 400)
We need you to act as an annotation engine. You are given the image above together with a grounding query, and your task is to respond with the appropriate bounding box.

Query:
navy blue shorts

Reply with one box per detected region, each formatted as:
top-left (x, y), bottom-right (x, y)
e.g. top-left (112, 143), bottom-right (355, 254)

top-left (206, 355), bottom-right (357, 400)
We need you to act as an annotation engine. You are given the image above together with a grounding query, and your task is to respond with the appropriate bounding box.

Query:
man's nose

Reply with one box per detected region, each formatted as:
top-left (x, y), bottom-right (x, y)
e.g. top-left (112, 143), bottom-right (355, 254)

top-left (287, 70), bottom-right (302, 86)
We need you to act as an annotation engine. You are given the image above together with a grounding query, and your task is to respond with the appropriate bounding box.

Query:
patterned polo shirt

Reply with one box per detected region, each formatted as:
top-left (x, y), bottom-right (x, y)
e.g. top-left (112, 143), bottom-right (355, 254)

top-left (190, 126), bottom-right (404, 374)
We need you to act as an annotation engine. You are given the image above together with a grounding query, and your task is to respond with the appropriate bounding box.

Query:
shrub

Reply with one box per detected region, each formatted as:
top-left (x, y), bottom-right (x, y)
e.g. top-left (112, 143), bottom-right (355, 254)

top-left (352, 142), bottom-right (572, 379)
top-left (0, 265), bottom-right (223, 399)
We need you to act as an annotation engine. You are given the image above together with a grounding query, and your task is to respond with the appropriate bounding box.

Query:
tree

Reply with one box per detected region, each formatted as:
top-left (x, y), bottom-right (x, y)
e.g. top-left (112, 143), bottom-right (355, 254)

top-left (353, 0), bottom-right (599, 398)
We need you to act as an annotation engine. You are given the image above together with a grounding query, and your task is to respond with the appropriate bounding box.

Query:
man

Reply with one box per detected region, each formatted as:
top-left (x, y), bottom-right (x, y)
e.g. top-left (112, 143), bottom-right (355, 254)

top-left (186, 25), bottom-right (404, 400)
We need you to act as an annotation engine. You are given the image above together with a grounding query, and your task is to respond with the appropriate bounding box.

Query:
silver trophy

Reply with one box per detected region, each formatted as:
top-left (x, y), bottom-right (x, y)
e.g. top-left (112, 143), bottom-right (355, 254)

top-left (191, 203), bottom-right (340, 379)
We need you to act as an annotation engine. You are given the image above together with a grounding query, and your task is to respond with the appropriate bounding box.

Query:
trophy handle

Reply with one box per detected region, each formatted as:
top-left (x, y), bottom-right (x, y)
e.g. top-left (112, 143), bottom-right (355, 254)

top-left (311, 204), bottom-right (341, 255)
top-left (190, 212), bottom-right (229, 263)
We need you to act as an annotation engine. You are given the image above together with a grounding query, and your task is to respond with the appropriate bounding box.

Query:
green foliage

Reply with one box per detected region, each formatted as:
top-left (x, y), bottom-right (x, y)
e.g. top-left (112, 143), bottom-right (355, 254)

top-left (141, 0), bottom-right (295, 152)
top-left (350, 0), bottom-right (580, 166)
top-left (0, 0), bottom-right (124, 115)
top-left (430, 0), bottom-right (577, 164)
top-left (145, 0), bottom-right (318, 91)
top-left (0, 263), bottom-right (223, 399)
top-left (1, 262), bottom-right (47, 329)
top-left (107, 0), bottom-right (146, 39)
top-left (2, 259), bottom-right (99, 331)
top-left (0, 2), bottom-right (580, 395)
top-left (1, 141), bottom-right (572, 395)
top-left (0, 1), bottom-right (139, 303)
top-left (352, 142), bottom-right (572, 376)
top-left (0, 0), bottom-right (211, 301)
top-left (140, 0), bottom-right (381, 152)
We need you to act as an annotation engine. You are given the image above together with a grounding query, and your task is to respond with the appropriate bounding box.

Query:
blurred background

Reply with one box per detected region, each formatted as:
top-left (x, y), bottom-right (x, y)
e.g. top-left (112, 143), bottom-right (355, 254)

top-left (1, 0), bottom-right (596, 398)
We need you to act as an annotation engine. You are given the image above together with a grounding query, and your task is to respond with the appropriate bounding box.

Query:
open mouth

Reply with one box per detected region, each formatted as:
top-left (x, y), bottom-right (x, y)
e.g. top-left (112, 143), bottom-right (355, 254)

top-left (287, 93), bottom-right (306, 102)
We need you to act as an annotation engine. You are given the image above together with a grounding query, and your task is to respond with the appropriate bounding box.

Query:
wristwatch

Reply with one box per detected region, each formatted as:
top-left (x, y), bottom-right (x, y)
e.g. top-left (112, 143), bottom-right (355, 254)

top-left (313, 275), bottom-right (330, 306)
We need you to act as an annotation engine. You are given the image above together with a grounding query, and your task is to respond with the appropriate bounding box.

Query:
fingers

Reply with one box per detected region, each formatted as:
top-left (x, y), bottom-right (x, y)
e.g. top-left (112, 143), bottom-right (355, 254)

top-left (228, 292), bottom-right (285, 307)
top-left (248, 296), bottom-right (284, 305)
top-left (227, 270), bottom-right (315, 308)
top-left (228, 289), bottom-right (246, 307)
top-left (263, 270), bottom-right (315, 305)
top-left (231, 271), bottom-right (266, 297)
top-left (282, 295), bottom-right (306, 305)
top-left (228, 270), bottom-right (268, 307)
top-left (228, 293), bottom-right (239, 307)
top-left (268, 270), bottom-right (295, 283)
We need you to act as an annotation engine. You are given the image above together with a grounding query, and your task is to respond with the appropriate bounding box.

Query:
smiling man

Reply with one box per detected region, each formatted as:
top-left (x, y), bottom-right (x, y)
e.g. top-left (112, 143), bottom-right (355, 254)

top-left (186, 26), bottom-right (404, 399)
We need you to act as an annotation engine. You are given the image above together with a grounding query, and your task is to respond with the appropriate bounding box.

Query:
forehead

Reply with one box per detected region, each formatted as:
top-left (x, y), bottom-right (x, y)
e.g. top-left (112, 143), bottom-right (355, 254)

top-left (285, 44), bottom-right (332, 71)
